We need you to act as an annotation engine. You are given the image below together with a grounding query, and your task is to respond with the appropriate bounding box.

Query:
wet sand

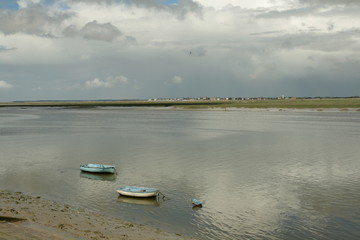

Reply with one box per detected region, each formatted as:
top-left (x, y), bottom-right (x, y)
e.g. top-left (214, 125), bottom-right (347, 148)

top-left (0, 190), bottom-right (194, 240)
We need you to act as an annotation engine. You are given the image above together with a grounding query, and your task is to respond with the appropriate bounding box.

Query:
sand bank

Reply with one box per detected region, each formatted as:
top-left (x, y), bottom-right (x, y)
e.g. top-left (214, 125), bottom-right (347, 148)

top-left (0, 190), bottom-right (194, 240)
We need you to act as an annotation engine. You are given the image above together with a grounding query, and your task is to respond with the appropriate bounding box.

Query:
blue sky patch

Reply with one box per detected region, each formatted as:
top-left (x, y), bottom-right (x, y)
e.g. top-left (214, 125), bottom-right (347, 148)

top-left (0, 0), bottom-right (19, 10)
top-left (163, 0), bottom-right (179, 5)
top-left (0, 0), bottom-right (55, 10)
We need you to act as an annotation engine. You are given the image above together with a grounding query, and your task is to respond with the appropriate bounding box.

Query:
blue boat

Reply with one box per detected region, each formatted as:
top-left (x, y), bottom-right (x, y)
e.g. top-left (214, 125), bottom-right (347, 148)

top-left (116, 186), bottom-right (160, 198)
top-left (80, 163), bottom-right (115, 174)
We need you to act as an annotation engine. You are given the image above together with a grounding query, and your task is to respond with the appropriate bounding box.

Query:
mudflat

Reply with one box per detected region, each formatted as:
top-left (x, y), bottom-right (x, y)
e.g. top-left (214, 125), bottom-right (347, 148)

top-left (0, 190), bottom-right (193, 240)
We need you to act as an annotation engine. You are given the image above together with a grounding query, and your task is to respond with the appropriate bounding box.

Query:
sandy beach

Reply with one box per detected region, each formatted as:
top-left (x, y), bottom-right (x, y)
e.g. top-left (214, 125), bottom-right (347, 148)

top-left (0, 190), bottom-right (194, 240)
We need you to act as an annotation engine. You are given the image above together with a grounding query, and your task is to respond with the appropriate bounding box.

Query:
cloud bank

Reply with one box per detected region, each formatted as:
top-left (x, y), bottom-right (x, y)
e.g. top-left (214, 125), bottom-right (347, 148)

top-left (0, 0), bottom-right (359, 101)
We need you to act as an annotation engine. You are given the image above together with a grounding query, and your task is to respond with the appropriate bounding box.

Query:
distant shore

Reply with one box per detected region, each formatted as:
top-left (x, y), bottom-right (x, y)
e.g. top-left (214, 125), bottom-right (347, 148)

top-left (0, 190), bottom-right (193, 240)
top-left (1, 98), bottom-right (360, 110)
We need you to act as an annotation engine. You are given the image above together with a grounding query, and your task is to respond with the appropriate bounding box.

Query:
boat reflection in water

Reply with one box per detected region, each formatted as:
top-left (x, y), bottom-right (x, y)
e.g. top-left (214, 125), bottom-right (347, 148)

top-left (192, 205), bottom-right (202, 211)
top-left (80, 172), bottom-right (116, 181)
top-left (117, 195), bottom-right (160, 207)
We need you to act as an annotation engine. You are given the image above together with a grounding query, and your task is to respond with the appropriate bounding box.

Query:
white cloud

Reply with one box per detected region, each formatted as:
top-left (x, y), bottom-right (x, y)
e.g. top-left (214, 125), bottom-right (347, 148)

top-left (85, 75), bottom-right (128, 89)
top-left (172, 75), bottom-right (183, 84)
top-left (0, 80), bottom-right (13, 89)
top-left (164, 75), bottom-right (184, 86)
top-left (85, 78), bottom-right (112, 89)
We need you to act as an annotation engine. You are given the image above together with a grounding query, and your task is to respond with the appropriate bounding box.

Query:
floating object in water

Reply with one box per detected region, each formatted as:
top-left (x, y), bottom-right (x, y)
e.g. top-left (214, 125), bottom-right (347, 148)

top-left (116, 186), bottom-right (160, 198)
top-left (192, 199), bottom-right (203, 207)
top-left (80, 163), bottom-right (116, 174)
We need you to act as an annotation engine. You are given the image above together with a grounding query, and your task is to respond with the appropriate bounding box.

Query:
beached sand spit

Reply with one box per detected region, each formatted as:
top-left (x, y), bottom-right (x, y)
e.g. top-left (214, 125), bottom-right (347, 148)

top-left (0, 191), bottom-right (194, 240)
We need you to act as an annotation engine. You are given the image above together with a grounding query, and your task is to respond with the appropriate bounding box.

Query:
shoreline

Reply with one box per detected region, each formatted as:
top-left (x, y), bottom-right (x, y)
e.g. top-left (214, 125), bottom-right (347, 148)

top-left (0, 190), bottom-right (194, 240)
top-left (0, 98), bottom-right (360, 110)
top-left (1, 104), bottom-right (360, 113)
top-left (173, 107), bottom-right (360, 112)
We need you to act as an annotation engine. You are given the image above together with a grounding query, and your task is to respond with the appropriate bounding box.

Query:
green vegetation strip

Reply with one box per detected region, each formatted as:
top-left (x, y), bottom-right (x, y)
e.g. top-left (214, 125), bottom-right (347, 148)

top-left (0, 98), bottom-right (360, 109)
top-left (177, 98), bottom-right (360, 109)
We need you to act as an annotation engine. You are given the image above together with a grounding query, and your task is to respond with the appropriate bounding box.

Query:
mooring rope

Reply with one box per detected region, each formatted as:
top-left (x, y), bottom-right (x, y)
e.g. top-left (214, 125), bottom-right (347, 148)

top-left (157, 191), bottom-right (170, 201)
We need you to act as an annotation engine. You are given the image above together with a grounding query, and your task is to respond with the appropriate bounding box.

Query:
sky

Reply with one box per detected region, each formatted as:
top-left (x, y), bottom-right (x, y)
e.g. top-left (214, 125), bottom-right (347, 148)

top-left (0, 0), bottom-right (359, 101)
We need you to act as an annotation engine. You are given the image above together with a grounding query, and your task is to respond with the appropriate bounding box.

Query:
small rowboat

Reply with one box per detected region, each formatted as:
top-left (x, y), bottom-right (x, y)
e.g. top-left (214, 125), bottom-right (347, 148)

top-left (80, 163), bottom-right (115, 174)
top-left (116, 186), bottom-right (160, 198)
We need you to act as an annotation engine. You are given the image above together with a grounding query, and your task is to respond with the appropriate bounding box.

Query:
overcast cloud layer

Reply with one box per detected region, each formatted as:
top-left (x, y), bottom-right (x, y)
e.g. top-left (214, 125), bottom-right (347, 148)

top-left (0, 0), bottom-right (359, 101)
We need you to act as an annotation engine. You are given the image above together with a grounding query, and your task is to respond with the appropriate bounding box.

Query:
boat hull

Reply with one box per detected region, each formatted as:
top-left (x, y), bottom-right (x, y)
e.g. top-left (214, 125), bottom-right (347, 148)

top-left (116, 186), bottom-right (159, 198)
top-left (80, 164), bottom-right (115, 174)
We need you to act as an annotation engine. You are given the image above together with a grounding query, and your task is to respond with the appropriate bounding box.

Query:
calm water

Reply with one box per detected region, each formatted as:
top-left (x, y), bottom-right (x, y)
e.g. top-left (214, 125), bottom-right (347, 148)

top-left (1, 107), bottom-right (360, 240)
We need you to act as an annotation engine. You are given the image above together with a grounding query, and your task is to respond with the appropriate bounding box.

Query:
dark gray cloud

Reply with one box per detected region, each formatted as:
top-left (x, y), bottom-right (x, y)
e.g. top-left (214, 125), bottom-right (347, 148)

top-left (297, 0), bottom-right (360, 5)
top-left (259, 6), bottom-right (318, 18)
top-left (69, 0), bottom-right (162, 6)
top-left (0, 6), bottom-right (72, 36)
top-left (0, 45), bottom-right (16, 52)
top-left (66, 0), bottom-right (203, 18)
top-left (250, 27), bottom-right (360, 54)
top-left (250, 31), bottom-right (284, 36)
top-left (63, 21), bottom-right (123, 41)
top-left (168, 0), bottom-right (203, 18)
top-left (280, 35), bottom-right (355, 52)
top-left (327, 22), bottom-right (335, 31)
top-left (67, 0), bottom-right (115, 4)
top-left (66, 0), bottom-right (202, 9)
top-left (186, 46), bottom-right (206, 57)
top-left (260, 1), bottom-right (360, 19)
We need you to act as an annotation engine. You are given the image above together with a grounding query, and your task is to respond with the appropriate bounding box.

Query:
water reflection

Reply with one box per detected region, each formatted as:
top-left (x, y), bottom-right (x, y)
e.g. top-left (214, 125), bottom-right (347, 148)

top-left (1, 108), bottom-right (360, 240)
top-left (117, 196), bottom-right (160, 206)
top-left (192, 205), bottom-right (202, 211)
top-left (80, 172), bottom-right (117, 181)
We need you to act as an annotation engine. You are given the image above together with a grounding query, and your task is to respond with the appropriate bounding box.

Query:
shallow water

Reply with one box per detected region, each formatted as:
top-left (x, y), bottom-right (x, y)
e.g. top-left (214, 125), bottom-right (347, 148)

top-left (1, 107), bottom-right (360, 240)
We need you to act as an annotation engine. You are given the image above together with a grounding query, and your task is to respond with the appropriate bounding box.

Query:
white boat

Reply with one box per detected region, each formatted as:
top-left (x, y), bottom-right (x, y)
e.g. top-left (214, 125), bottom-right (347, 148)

top-left (80, 163), bottom-right (115, 174)
top-left (116, 186), bottom-right (160, 198)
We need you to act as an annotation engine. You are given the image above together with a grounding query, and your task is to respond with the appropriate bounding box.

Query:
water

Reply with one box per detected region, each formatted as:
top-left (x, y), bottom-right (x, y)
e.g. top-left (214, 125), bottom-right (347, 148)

top-left (1, 107), bottom-right (360, 240)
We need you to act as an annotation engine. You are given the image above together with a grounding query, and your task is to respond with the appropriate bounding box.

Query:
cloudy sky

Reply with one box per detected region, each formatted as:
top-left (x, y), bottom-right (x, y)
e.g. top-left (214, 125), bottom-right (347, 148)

top-left (0, 0), bottom-right (359, 101)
